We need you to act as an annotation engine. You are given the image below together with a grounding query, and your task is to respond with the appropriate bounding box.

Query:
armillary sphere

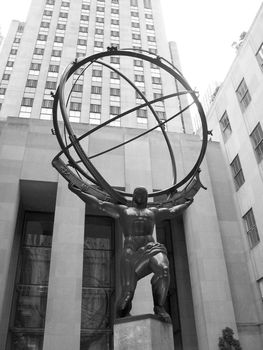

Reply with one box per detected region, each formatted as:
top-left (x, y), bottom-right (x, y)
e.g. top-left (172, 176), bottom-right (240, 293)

top-left (51, 47), bottom-right (208, 206)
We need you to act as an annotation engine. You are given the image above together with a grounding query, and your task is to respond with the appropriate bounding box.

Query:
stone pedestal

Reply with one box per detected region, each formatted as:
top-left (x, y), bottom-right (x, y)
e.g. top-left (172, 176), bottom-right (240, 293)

top-left (114, 314), bottom-right (174, 350)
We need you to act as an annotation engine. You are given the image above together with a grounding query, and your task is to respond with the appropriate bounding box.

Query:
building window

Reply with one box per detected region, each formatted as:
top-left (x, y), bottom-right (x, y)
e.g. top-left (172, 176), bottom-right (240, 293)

top-left (49, 64), bottom-right (59, 73)
top-left (94, 41), bottom-right (103, 48)
top-left (153, 92), bottom-right (163, 100)
top-left (250, 123), bottom-right (263, 162)
top-left (34, 47), bottom-right (45, 55)
top-left (72, 84), bottom-right (83, 93)
top-left (111, 30), bottom-right (119, 37)
top-left (149, 47), bottom-right (157, 54)
top-left (135, 75), bottom-right (144, 82)
top-left (6, 61), bottom-right (14, 67)
top-left (30, 63), bottom-right (41, 72)
top-left (8, 212), bottom-right (54, 349)
top-left (144, 0), bottom-right (152, 8)
top-left (90, 104), bottom-right (101, 113)
top-left (256, 43), bottom-right (263, 71)
top-left (156, 111), bottom-right (166, 120)
top-left (132, 33), bottom-right (141, 40)
top-left (147, 36), bottom-right (156, 42)
top-left (42, 99), bottom-right (53, 108)
top-left (131, 0), bottom-right (138, 6)
top-left (146, 24), bottom-right (154, 30)
top-left (95, 28), bottom-right (104, 35)
top-left (57, 23), bottom-right (66, 30)
top-left (45, 80), bottom-right (56, 90)
top-left (59, 12), bottom-right (68, 18)
top-left (110, 88), bottom-right (120, 96)
top-left (219, 111), bottom-right (232, 142)
top-left (10, 49), bottom-right (18, 55)
top-left (22, 98), bottom-right (34, 107)
top-left (38, 34), bottom-right (47, 41)
top-left (152, 76), bottom-right (161, 84)
top-left (243, 209), bottom-right (260, 248)
top-left (0, 87), bottom-right (6, 95)
top-left (51, 49), bottom-right (62, 57)
top-left (96, 17), bottom-right (104, 23)
top-left (230, 155), bottom-right (245, 190)
top-left (91, 86), bottom-right (102, 94)
top-left (43, 9), bottom-right (52, 16)
top-left (92, 70), bottom-right (102, 77)
top-left (111, 8), bottom-right (119, 14)
top-left (70, 102), bottom-right (82, 111)
top-left (236, 78), bottom-right (251, 111)
top-left (80, 15), bottom-right (89, 21)
top-left (40, 21), bottom-right (50, 28)
top-left (79, 26), bottom-right (88, 33)
top-left (110, 72), bottom-right (119, 80)
top-left (55, 36), bottom-right (64, 43)
top-left (111, 19), bottom-right (119, 25)
top-left (110, 106), bottom-right (120, 115)
top-left (17, 23), bottom-right (25, 32)
top-left (131, 11), bottom-right (139, 17)
top-left (145, 13), bottom-right (153, 19)
top-left (14, 37), bottom-right (21, 43)
top-left (110, 56), bottom-right (120, 64)
top-left (26, 79), bottom-right (38, 88)
top-left (2, 74), bottom-right (10, 80)
top-left (78, 39), bottom-right (87, 46)
top-left (82, 4), bottom-right (90, 10)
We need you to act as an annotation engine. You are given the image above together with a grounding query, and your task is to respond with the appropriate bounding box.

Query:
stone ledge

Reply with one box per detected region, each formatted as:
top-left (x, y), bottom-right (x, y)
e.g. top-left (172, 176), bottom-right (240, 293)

top-left (114, 314), bottom-right (174, 350)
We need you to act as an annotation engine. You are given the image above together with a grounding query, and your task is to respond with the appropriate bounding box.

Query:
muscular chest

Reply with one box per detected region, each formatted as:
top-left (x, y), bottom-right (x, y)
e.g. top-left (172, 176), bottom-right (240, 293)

top-left (125, 208), bottom-right (155, 235)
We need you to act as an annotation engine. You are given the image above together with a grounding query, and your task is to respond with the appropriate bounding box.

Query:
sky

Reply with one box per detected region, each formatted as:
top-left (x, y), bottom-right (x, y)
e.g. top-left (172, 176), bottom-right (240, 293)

top-left (0, 0), bottom-right (262, 96)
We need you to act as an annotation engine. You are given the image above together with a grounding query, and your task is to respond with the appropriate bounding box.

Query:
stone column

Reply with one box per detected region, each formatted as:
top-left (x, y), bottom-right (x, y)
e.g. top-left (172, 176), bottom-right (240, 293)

top-left (184, 158), bottom-right (238, 350)
top-left (43, 177), bottom-right (85, 349)
top-left (0, 119), bottom-right (28, 350)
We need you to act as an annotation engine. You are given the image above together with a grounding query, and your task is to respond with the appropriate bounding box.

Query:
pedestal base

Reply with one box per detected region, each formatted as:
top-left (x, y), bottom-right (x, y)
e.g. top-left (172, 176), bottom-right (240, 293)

top-left (114, 314), bottom-right (174, 350)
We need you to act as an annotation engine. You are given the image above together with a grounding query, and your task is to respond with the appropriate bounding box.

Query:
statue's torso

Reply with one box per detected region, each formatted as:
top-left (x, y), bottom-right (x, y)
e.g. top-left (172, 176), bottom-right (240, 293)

top-left (120, 207), bottom-right (155, 251)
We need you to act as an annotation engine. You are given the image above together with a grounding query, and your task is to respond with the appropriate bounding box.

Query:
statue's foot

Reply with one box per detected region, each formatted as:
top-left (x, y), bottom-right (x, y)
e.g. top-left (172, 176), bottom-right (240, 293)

top-left (117, 292), bottom-right (133, 318)
top-left (154, 306), bottom-right (171, 323)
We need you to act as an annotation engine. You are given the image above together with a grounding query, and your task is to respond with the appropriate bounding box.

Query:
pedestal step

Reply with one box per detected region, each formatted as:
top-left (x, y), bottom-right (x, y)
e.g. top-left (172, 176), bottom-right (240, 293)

top-left (114, 314), bottom-right (174, 350)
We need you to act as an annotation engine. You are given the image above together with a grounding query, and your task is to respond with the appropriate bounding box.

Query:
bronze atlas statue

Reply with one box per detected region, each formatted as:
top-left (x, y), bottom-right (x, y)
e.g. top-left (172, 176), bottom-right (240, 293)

top-left (51, 47), bottom-right (208, 323)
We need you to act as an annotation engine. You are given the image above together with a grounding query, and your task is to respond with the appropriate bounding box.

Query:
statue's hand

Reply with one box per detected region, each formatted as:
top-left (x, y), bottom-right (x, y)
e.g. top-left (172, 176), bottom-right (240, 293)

top-left (170, 197), bottom-right (193, 214)
top-left (68, 182), bottom-right (81, 194)
top-left (185, 197), bottom-right (194, 206)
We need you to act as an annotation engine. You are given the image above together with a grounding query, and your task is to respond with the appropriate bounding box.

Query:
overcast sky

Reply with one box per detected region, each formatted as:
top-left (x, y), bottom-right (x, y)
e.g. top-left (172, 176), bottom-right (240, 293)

top-left (0, 0), bottom-right (262, 96)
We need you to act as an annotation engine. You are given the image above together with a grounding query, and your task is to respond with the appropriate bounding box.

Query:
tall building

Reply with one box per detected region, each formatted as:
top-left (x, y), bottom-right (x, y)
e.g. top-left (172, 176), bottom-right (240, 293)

top-left (1, 1), bottom-right (263, 350)
top-left (206, 1), bottom-right (263, 317)
top-left (0, 0), bottom-right (192, 133)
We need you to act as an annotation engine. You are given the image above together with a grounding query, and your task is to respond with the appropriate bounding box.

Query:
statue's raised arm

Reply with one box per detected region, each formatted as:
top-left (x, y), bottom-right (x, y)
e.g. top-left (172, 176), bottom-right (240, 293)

top-left (150, 198), bottom-right (193, 221)
top-left (68, 183), bottom-right (125, 219)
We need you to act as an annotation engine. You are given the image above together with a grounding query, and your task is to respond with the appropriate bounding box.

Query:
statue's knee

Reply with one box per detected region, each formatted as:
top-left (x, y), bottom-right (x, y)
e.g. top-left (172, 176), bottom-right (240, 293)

top-left (157, 264), bottom-right (169, 278)
top-left (163, 266), bottom-right (169, 278)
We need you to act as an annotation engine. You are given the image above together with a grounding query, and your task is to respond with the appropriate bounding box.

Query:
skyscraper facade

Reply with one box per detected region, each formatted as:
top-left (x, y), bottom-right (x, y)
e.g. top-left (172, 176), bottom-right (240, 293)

top-left (0, 0), bottom-right (192, 133)
top-left (1, 1), bottom-right (263, 350)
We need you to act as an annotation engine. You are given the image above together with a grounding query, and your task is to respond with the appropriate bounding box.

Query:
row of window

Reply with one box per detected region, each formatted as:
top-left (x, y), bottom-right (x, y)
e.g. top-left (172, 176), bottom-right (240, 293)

top-left (0, 25), bottom-right (23, 102)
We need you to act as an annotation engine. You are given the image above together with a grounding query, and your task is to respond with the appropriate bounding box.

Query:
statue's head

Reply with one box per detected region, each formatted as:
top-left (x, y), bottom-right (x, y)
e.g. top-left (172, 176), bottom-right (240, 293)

top-left (132, 187), bottom-right (148, 208)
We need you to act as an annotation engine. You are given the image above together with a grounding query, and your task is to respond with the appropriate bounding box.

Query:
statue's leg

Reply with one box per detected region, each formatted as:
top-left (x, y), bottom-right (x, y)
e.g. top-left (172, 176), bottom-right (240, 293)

top-left (116, 248), bottom-right (137, 318)
top-left (149, 252), bottom-right (171, 323)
